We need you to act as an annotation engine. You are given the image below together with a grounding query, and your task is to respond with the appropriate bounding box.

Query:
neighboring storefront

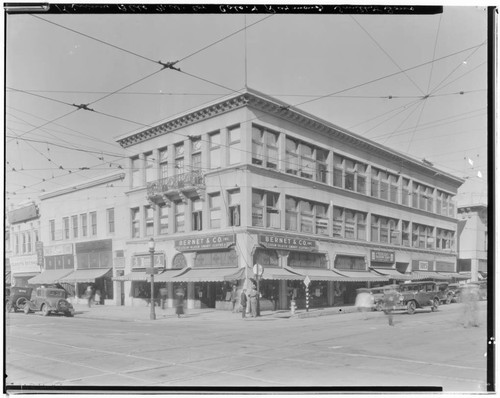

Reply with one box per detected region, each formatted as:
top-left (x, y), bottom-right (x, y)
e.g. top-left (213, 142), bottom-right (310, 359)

top-left (10, 254), bottom-right (41, 287)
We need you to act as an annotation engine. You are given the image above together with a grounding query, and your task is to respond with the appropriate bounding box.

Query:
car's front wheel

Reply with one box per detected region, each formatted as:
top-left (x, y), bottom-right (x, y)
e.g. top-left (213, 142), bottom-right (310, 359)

top-left (407, 300), bottom-right (416, 315)
top-left (6, 301), bottom-right (14, 313)
top-left (41, 304), bottom-right (50, 316)
top-left (431, 298), bottom-right (439, 312)
top-left (16, 297), bottom-right (28, 311)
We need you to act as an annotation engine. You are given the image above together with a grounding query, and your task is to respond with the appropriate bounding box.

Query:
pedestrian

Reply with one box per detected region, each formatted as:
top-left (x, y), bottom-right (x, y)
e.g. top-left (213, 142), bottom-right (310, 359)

top-left (175, 287), bottom-right (185, 318)
top-left (86, 285), bottom-right (94, 308)
top-left (230, 285), bottom-right (238, 312)
top-left (461, 284), bottom-right (480, 328)
top-left (240, 289), bottom-right (247, 318)
top-left (248, 286), bottom-right (258, 317)
top-left (355, 288), bottom-right (374, 320)
top-left (160, 286), bottom-right (168, 310)
top-left (383, 287), bottom-right (399, 326)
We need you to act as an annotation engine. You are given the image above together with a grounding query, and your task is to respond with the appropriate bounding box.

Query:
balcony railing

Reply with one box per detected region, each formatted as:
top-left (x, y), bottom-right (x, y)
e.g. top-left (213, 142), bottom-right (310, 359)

top-left (147, 170), bottom-right (205, 197)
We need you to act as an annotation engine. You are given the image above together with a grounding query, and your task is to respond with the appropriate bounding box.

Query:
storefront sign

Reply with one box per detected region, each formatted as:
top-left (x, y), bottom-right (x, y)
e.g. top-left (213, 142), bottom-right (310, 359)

top-left (10, 255), bottom-right (40, 274)
top-left (8, 203), bottom-right (39, 224)
top-left (370, 250), bottom-right (395, 263)
top-left (44, 243), bottom-right (73, 257)
top-left (258, 234), bottom-right (317, 251)
top-left (175, 234), bottom-right (235, 251)
top-left (418, 261), bottom-right (429, 271)
top-left (132, 253), bottom-right (165, 269)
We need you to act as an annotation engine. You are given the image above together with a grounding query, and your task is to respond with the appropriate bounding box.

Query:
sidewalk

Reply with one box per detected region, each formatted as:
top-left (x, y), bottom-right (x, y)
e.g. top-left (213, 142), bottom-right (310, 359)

top-left (72, 303), bottom-right (360, 322)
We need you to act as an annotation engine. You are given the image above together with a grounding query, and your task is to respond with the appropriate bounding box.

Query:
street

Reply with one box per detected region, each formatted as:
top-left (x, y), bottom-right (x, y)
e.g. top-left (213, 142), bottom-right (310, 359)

top-left (5, 301), bottom-right (488, 391)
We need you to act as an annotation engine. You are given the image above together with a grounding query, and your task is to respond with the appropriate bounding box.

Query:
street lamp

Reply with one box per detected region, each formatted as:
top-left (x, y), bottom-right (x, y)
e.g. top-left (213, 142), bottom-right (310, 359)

top-left (148, 237), bottom-right (156, 320)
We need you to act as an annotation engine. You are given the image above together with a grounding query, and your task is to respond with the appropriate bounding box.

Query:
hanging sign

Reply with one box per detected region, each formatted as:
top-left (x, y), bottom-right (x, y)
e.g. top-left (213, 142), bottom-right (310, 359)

top-left (175, 234), bottom-right (235, 251)
top-left (259, 234), bottom-right (317, 251)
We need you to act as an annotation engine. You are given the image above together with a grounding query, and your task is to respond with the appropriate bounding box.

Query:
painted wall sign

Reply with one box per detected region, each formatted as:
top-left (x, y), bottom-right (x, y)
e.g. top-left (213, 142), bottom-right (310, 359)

top-left (370, 250), bottom-right (395, 263)
top-left (418, 261), bottom-right (429, 271)
top-left (10, 255), bottom-right (41, 274)
top-left (44, 243), bottom-right (73, 257)
top-left (258, 234), bottom-right (317, 251)
top-left (175, 234), bottom-right (235, 251)
top-left (8, 204), bottom-right (39, 224)
top-left (132, 253), bottom-right (165, 269)
top-left (75, 239), bottom-right (112, 253)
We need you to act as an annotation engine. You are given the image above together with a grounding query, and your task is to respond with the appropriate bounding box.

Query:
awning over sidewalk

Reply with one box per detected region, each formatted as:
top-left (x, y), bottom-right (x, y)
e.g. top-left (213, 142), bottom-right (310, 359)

top-left (28, 269), bottom-right (73, 285)
top-left (233, 266), bottom-right (304, 281)
top-left (331, 269), bottom-right (389, 282)
top-left (410, 271), bottom-right (449, 281)
top-left (437, 272), bottom-right (470, 280)
top-left (288, 267), bottom-right (349, 281)
top-left (59, 268), bottom-right (112, 283)
top-left (113, 272), bottom-right (149, 282)
top-left (371, 268), bottom-right (412, 281)
top-left (169, 267), bottom-right (240, 282)
top-left (155, 269), bottom-right (187, 282)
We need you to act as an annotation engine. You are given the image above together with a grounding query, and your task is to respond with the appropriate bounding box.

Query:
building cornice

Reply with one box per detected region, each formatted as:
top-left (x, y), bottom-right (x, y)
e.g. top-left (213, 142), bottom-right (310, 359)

top-left (40, 172), bottom-right (126, 200)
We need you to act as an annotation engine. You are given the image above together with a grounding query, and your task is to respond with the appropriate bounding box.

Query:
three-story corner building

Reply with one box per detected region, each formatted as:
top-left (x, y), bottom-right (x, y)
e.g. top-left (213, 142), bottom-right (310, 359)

top-left (7, 202), bottom-right (42, 287)
top-left (116, 88), bottom-right (464, 311)
top-left (33, 172), bottom-right (128, 305)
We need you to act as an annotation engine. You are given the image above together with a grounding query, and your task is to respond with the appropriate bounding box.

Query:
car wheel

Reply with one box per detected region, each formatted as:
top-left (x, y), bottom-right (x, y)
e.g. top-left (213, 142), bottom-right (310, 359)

top-left (407, 301), bottom-right (416, 315)
top-left (431, 298), bottom-right (439, 312)
top-left (41, 304), bottom-right (50, 316)
top-left (16, 297), bottom-right (28, 311)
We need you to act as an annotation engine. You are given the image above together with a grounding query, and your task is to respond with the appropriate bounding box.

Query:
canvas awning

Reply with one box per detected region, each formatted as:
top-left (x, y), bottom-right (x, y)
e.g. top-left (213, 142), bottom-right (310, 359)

top-left (437, 272), bottom-right (470, 280)
top-left (371, 268), bottom-right (412, 281)
top-left (252, 266), bottom-right (304, 281)
top-left (155, 269), bottom-right (187, 282)
top-left (13, 272), bottom-right (40, 279)
top-left (28, 269), bottom-right (73, 285)
top-left (170, 267), bottom-right (240, 282)
top-left (288, 267), bottom-right (349, 281)
top-left (59, 268), bottom-right (112, 283)
top-left (410, 271), bottom-right (449, 281)
top-left (331, 269), bottom-right (390, 282)
top-left (113, 272), bottom-right (150, 282)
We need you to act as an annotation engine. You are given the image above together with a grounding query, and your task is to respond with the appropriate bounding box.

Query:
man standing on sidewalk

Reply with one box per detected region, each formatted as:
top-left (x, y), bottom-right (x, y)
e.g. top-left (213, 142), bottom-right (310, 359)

top-left (248, 286), bottom-right (258, 317)
top-left (240, 289), bottom-right (247, 318)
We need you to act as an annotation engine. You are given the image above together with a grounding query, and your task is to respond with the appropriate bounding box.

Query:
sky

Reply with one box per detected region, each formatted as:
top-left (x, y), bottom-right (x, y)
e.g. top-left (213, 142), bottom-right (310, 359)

top-left (5, 5), bottom-right (489, 210)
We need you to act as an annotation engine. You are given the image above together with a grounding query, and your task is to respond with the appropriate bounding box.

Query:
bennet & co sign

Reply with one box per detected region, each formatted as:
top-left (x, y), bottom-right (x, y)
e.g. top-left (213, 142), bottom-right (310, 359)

top-left (175, 234), bottom-right (236, 252)
top-left (259, 234), bottom-right (317, 251)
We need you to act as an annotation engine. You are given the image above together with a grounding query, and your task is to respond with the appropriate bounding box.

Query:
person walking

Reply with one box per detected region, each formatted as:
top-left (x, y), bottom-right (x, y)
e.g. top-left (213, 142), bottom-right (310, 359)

top-left (248, 286), bottom-right (258, 317)
top-left (355, 288), bottom-right (374, 320)
top-left (383, 287), bottom-right (398, 326)
top-left (461, 284), bottom-right (480, 328)
top-left (86, 285), bottom-right (94, 308)
top-left (240, 289), bottom-right (247, 318)
top-left (160, 286), bottom-right (168, 310)
top-left (175, 287), bottom-right (185, 318)
top-left (230, 285), bottom-right (238, 313)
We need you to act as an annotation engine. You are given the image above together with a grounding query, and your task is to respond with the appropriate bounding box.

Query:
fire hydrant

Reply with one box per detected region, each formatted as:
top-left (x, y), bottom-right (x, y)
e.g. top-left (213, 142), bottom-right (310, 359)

top-left (290, 299), bottom-right (296, 315)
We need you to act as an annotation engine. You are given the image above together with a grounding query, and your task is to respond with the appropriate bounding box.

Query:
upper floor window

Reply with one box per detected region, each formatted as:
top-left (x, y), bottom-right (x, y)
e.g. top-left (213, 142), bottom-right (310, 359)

top-left (131, 156), bottom-right (141, 188)
top-left (145, 206), bottom-right (154, 236)
top-left (335, 155), bottom-right (366, 193)
top-left (371, 215), bottom-right (399, 244)
top-left (252, 125), bottom-right (279, 169)
top-left (413, 182), bottom-right (434, 212)
top-left (412, 223), bottom-right (434, 249)
top-left (228, 125), bottom-right (242, 165)
top-left (107, 208), bottom-right (115, 234)
top-left (402, 178), bottom-right (410, 206)
top-left (81, 214), bottom-right (88, 237)
top-left (437, 228), bottom-right (455, 250)
top-left (27, 232), bottom-right (32, 253)
top-left (332, 206), bottom-right (367, 241)
top-left (63, 217), bottom-right (70, 239)
top-left (228, 189), bottom-right (241, 227)
top-left (192, 198), bottom-right (203, 231)
top-left (159, 148), bottom-right (168, 179)
top-left (22, 233), bottom-right (26, 253)
top-left (50, 219), bottom-right (55, 241)
top-left (174, 143), bottom-right (184, 175)
top-left (253, 190), bottom-right (280, 229)
top-left (209, 193), bottom-right (221, 229)
top-left (90, 211), bottom-right (97, 236)
top-left (297, 199), bottom-right (329, 236)
top-left (72, 215), bottom-right (78, 238)
top-left (175, 201), bottom-right (185, 233)
top-left (15, 234), bottom-right (19, 254)
top-left (131, 208), bottom-right (140, 238)
top-left (145, 152), bottom-right (155, 182)
top-left (209, 131), bottom-right (221, 170)
top-left (191, 137), bottom-right (202, 172)
top-left (371, 168), bottom-right (398, 201)
top-left (285, 138), bottom-right (328, 182)
top-left (159, 204), bottom-right (169, 235)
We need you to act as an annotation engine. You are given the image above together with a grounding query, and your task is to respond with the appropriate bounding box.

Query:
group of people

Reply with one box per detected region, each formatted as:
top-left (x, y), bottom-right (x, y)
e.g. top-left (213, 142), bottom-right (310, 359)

top-left (230, 284), bottom-right (258, 318)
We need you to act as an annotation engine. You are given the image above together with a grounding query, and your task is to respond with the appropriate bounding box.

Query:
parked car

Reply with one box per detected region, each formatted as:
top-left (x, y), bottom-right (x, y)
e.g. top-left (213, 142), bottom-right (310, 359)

top-left (24, 287), bottom-right (74, 317)
top-left (446, 283), bottom-right (462, 303)
top-left (435, 282), bottom-right (454, 304)
top-left (6, 286), bottom-right (33, 313)
top-left (370, 284), bottom-right (400, 311)
top-left (396, 281), bottom-right (441, 314)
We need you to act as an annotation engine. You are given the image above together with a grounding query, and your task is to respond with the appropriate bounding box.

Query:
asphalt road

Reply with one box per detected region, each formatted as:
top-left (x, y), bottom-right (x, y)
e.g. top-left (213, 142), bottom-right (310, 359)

top-left (5, 301), bottom-right (488, 392)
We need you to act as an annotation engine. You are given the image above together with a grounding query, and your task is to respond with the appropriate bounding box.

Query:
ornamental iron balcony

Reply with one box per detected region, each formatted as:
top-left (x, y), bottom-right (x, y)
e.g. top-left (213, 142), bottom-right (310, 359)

top-left (147, 170), bottom-right (205, 202)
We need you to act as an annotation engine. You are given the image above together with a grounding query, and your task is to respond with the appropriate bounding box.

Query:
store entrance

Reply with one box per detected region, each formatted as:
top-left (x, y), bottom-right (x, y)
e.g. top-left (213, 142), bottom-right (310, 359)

top-left (195, 282), bottom-right (216, 308)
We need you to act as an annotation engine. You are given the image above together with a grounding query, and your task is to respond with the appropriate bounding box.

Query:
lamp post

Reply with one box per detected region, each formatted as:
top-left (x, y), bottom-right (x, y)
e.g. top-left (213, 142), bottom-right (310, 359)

top-left (148, 237), bottom-right (156, 320)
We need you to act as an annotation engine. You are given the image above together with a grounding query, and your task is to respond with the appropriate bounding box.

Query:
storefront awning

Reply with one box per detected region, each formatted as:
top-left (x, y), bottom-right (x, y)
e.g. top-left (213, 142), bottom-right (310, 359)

top-left (58, 268), bottom-right (112, 283)
top-left (410, 271), bottom-right (449, 281)
top-left (170, 267), bottom-right (240, 282)
top-left (437, 272), bottom-right (470, 280)
top-left (28, 269), bottom-right (73, 285)
top-left (13, 272), bottom-right (40, 279)
top-left (113, 272), bottom-right (150, 282)
top-left (371, 268), bottom-right (412, 281)
top-left (331, 269), bottom-right (390, 282)
top-left (288, 267), bottom-right (349, 281)
top-left (155, 269), bottom-right (187, 282)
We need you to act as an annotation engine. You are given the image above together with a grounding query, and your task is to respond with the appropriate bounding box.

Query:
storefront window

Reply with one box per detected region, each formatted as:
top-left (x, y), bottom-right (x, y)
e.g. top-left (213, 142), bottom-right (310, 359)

top-left (335, 255), bottom-right (366, 271)
top-left (289, 251), bottom-right (327, 268)
top-left (253, 248), bottom-right (279, 267)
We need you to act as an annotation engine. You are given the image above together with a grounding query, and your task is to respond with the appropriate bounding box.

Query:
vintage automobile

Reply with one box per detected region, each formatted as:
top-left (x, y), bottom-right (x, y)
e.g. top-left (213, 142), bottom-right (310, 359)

top-left (370, 284), bottom-right (400, 311)
top-left (395, 281), bottom-right (441, 314)
top-left (6, 286), bottom-right (33, 313)
top-left (435, 282), bottom-right (454, 304)
top-left (445, 283), bottom-right (462, 303)
top-left (24, 287), bottom-right (74, 317)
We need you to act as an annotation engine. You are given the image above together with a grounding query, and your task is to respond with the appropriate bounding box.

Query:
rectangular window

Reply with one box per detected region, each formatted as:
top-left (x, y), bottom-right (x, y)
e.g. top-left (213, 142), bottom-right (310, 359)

top-left (191, 137), bottom-right (202, 172)
top-left (228, 190), bottom-right (241, 227)
top-left (22, 234), bottom-right (26, 253)
top-left (81, 214), bottom-right (87, 237)
top-left (209, 193), bottom-right (221, 228)
top-left (131, 208), bottom-right (140, 238)
top-left (72, 215), bottom-right (78, 238)
top-left (107, 208), bottom-right (115, 234)
top-left (379, 171), bottom-right (389, 201)
top-left (266, 192), bottom-right (280, 228)
top-left (63, 217), bottom-right (70, 239)
top-left (145, 152), bottom-right (155, 182)
top-left (228, 125), bottom-right (242, 165)
top-left (285, 138), bottom-right (299, 175)
top-left (300, 143), bottom-right (315, 179)
top-left (49, 220), bottom-right (55, 241)
top-left (90, 211), bottom-right (97, 236)
top-left (145, 206), bottom-right (154, 236)
top-left (15, 234), bottom-right (19, 254)
top-left (285, 196), bottom-right (298, 231)
top-left (159, 204), bottom-right (169, 234)
top-left (333, 155), bottom-right (343, 188)
top-left (131, 156), bottom-right (141, 188)
top-left (402, 221), bottom-right (410, 247)
top-left (402, 178), bottom-right (410, 206)
top-left (345, 209), bottom-right (355, 239)
top-left (389, 174), bottom-right (398, 203)
top-left (252, 191), bottom-right (264, 227)
top-left (316, 203), bottom-right (328, 236)
top-left (371, 215), bottom-right (379, 242)
top-left (316, 149), bottom-right (328, 183)
top-left (345, 159), bottom-right (355, 191)
top-left (175, 202), bottom-right (185, 233)
top-left (159, 148), bottom-right (169, 180)
top-left (174, 142), bottom-right (184, 175)
top-left (300, 200), bottom-right (314, 233)
top-left (371, 168), bottom-right (379, 198)
top-left (356, 163), bottom-right (367, 194)
top-left (357, 212), bottom-right (367, 241)
top-left (209, 132), bottom-right (221, 169)
top-left (332, 207), bottom-right (343, 237)
top-left (192, 198), bottom-right (203, 231)
top-left (27, 233), bottom-right (32, 253)
top-left (252, 125), bottom-right (279, 169)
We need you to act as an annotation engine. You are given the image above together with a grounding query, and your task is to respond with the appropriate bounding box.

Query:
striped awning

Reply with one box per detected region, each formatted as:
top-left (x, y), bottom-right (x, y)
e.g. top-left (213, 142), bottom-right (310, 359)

top-left (371, 268), bottom-right (412, 281)
top-left (28, 269), bottom-right (73, 285)
top-left (410, 271), bottom-right (449, 281)
top-left (288, 267), bottom-right (349, 281)
top-left (332, 269), bottom-right (390, 282)
top-left (59, 268), bottom-right (112, 283)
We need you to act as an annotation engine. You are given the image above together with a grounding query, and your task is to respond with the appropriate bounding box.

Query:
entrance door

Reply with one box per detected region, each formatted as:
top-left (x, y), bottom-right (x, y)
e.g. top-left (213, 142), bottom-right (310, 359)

top-left (196, 283), bottom-right (216, 308)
